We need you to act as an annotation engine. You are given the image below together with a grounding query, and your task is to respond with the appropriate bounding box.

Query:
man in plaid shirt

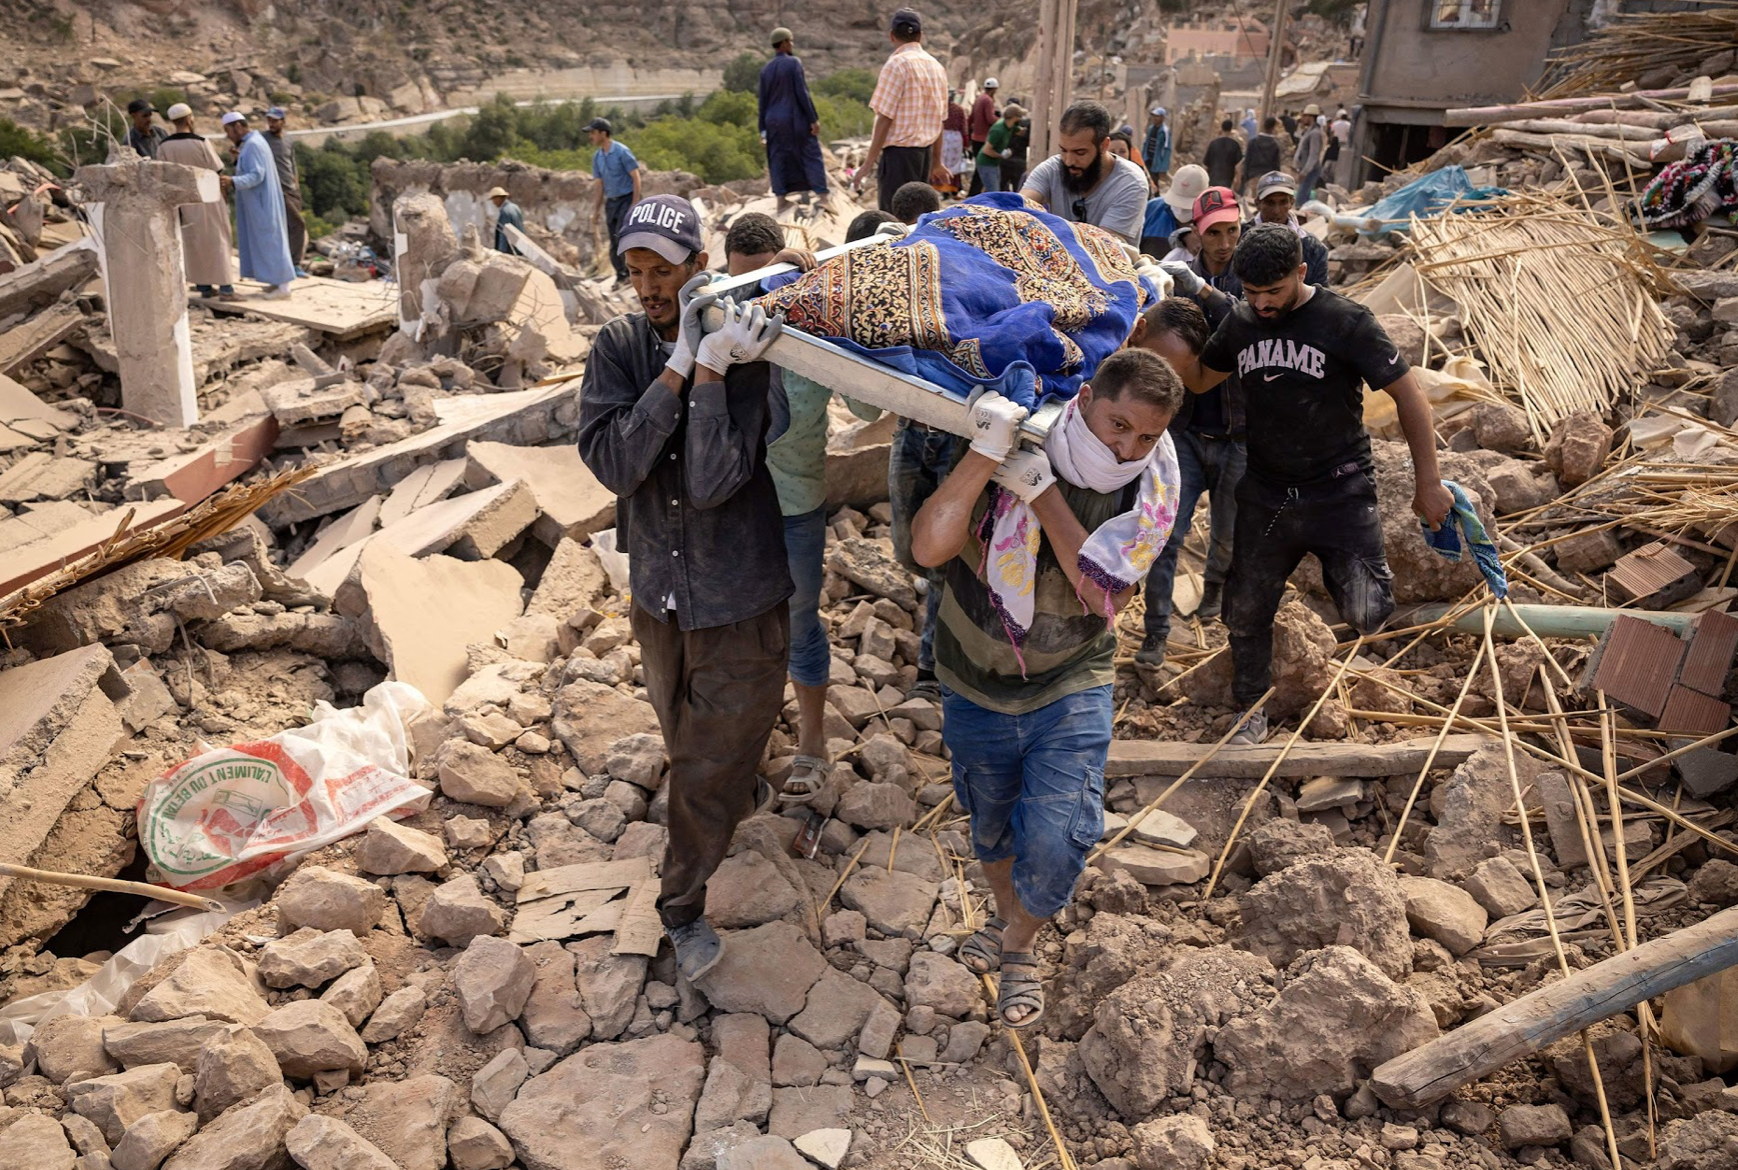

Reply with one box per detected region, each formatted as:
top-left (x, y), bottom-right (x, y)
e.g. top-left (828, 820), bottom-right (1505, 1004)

top-left (855, 7), bottom-right (950, 214)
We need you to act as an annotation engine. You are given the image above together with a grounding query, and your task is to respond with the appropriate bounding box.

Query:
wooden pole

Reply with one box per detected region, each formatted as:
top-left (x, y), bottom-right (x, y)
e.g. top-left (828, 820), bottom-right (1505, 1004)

top-left (1370, 905), bottom-right (1738, 1108)
top-left (0, 862), bottom-right (224, 912)
top-left (1258, 0), bottom-right (1290, 127)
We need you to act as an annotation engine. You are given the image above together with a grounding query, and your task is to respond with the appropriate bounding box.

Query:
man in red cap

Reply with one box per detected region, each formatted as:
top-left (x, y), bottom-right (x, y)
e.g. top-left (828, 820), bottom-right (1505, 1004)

top-left (1134, 185), bottom-right (1247, 670)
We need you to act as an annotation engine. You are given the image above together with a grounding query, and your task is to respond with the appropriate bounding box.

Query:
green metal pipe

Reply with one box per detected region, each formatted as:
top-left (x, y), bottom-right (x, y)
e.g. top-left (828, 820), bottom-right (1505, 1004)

top-left (1409, 603), bottom-right (1697, 640)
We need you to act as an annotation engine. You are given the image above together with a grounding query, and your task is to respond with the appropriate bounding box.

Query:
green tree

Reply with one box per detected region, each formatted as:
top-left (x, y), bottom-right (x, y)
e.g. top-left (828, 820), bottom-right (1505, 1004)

top-left (722, 51), bottom-right (764, 93)
top-left (0, 118), bottom-right (60, 172)
top-left (298, 142), bottom-right (371, 221)
top-left (813, 68), bottom-right (875, 105)
top-left (459, 94), bottom-right (521, 161)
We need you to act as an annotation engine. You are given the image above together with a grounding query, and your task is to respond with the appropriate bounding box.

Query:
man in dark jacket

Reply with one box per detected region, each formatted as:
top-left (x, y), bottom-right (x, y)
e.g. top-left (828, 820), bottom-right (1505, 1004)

top-left (576, 194), bottom-right (790, 982)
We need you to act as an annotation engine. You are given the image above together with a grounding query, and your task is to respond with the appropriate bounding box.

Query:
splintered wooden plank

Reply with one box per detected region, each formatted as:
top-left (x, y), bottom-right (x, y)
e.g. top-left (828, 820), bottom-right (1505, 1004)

top-left (1106, 733), bottom-right (1492, 779)
top-left (515, 857), bottom-right (650, 903)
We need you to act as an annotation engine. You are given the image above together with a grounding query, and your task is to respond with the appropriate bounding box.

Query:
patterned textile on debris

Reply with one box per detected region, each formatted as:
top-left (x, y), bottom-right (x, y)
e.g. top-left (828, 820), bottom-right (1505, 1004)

top-left (755, 192), bottom-right (1161, 409)
top-left (1636, 138), bottom-right (1737, 230)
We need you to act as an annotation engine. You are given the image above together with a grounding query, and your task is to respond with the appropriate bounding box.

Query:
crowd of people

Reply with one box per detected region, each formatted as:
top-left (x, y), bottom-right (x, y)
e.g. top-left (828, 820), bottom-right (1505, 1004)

top-left (570, 5), bottom-right (1453, 1030)
top-left (124, 97), bottom-right (306, 300)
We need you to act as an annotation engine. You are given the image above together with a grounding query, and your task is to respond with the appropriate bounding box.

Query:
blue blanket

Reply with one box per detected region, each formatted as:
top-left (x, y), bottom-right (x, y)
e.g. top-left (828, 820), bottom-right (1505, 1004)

top-left (1420, 480), bottom-right (1508, 599)
top-left (756, 193), bottom-right (1161, 410)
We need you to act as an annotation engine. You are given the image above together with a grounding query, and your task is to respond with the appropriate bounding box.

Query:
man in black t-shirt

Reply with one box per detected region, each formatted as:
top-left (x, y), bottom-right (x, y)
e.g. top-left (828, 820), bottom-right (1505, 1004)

top-left (1242, 118), bottom-right (1282, 195)
top-left (1203, 120), bottom-right (1243, 189)
top-left (1185, 225), bottom-right (1452, 744)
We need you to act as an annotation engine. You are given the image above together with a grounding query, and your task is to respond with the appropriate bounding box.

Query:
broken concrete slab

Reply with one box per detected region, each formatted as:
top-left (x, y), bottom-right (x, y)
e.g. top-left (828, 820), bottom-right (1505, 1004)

top-left (301, 479), bottom-right (538, 596)
top-left (288, 497), bottom-right (384, 581)
top-left (377, 458), bottom-right (468, 528)
top-left (263, 375), bottom-right (366, 428)
top-left (257, 384), bottom-right (579, 527)
top-left (464, 440), bottom-right (615, 546)
top-left (0, 370), bottom-right (76, 433)
top-left (0, 644), bottom-right (128, 948)
top-left (355, 544), bottom-right (525, 706)
top-left (122, 413), bottom-right (280, 506)
top-left (0, 497), bottom-right (185, 600)
top-left (0, 451), bottom-right (97, 504)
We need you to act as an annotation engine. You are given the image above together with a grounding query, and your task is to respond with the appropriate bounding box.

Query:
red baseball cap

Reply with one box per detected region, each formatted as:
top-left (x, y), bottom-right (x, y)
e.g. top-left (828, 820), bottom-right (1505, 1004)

top-left (1192, 186), bottom-right (1242, 232)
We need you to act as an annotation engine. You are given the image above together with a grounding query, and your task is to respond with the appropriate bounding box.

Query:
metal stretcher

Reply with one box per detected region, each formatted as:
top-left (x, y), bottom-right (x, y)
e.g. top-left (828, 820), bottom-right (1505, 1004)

top-left (702, 235), bottom-right (1063, 443)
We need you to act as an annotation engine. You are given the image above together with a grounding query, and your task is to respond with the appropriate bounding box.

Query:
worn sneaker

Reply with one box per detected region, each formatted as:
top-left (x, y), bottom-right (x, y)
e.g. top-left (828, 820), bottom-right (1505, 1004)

top-left (1196, 581), bottom-right (1223, 622)
top-left (261, 284), bottom-right (292, 300)
top-left (1134, 631), bottom-right (1167, 667)
top-left (908, 676), bottom-right (942, 704)
top-left (1229, 706), bottom-right (1269, 745)
top-left (668, 917), bottom-right (726, 982)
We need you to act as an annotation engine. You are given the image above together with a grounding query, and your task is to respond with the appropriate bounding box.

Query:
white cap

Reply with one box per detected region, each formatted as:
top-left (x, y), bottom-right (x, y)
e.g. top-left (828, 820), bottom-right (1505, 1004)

top-left (1165, 164), bottom-right (1210, 219)
top-left (984, 77), bottom-right (999, 89)
top-left (1150, 105), bottom-right (1166, 116)
top-left (220, 111), bottom-right (246, 126)
top-left (164, 102), bottom-right (192, 122)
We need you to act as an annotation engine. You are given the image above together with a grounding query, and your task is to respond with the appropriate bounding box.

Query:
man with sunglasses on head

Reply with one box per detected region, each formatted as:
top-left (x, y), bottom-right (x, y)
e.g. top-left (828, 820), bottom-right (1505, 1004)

top-left (1019, 99), bottom-right (1148, 245)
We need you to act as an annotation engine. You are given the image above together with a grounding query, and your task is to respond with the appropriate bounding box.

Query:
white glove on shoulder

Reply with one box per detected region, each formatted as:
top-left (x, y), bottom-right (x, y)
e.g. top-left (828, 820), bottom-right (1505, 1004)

top-left (991, 447), bottom-right (1057, 503)
top-left (1159, 260), bottom-right (1205, 299)
top-left (665, 273), bottom-right (716, 379)
top-left (695, 300), bottom-right (783, 375)
top-left (966, 389), bottom-right (1029, 462)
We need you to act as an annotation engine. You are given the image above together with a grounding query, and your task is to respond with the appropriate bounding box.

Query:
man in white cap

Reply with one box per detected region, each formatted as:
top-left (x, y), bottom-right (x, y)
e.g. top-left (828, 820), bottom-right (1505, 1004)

top-left (1139, 161), bottom-right (1205, 258)
top-left (488, 186), bottom-right (525, 255)
top-left (221, 111), bottom-right (295, 299)
top-left (263, 107), bottom-right (307, 275)
top-left (158, 104), bottom-right (235, 299)
top-left (1142, 105), bottom-right (1172, 185)
top-left (966, 76), bottom-right (998, 196)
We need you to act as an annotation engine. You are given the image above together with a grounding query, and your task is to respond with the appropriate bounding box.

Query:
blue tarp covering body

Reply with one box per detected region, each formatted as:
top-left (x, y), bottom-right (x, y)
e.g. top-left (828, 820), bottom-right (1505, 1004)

top-left (1362, 166), bottom-right (1508, 238)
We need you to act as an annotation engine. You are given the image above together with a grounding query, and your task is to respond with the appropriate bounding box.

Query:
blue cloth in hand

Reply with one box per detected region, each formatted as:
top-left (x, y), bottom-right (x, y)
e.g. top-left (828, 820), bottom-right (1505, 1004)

top-left (1420, 480), bottom-right (1507, 599)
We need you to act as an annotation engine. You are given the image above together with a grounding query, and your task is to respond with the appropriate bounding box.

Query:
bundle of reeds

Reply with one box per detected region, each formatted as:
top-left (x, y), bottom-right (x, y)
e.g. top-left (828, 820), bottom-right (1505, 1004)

top-left (1406, 192), bottom-right (1674, 444)
top-left (1537, 1), bottom-right (1738, 98)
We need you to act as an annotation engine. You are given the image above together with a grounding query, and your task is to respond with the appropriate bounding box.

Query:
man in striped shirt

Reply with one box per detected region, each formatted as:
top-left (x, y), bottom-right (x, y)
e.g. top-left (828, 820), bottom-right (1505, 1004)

top-left (854, 7), bottom-right (950, 214)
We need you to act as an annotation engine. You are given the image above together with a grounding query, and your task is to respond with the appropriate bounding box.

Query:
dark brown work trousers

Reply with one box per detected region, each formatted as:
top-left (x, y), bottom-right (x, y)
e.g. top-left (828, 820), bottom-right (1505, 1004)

top-left (631, 600), bottom-right (789, 929)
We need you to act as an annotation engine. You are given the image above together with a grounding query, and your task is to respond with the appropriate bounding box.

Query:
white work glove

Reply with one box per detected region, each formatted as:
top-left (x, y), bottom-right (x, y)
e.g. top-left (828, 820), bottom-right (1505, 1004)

top-left (665, 273), bottom-right (716, 379)
top-left (874, 221), bottom-right (910, 239)
top-left (695, 299), bottom-right (784, 374)
top-left (1159, 261), bottom-right (1205, 299)
top-left (991, 447), bottom-right (1057, 502)
top-left (966, 389), bottom-right (1029, 462)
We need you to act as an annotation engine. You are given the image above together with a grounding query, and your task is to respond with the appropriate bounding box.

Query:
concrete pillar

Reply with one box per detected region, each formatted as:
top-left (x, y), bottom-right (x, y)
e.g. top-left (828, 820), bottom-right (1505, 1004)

top-left (75, 158), bottom-right (222, 428)
top-left (393, 193), bottom-right (459, 339)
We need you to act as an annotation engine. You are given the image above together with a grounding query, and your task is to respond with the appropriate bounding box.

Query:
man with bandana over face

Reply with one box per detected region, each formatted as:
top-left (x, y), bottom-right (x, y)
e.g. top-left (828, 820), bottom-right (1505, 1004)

top-left (1018, 99), bottom-right (1149, 245)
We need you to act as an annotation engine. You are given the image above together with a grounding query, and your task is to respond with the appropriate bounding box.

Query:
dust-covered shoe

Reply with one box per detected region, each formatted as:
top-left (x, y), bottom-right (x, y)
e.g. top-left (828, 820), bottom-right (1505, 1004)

top-left (1134, 631), bottom-right (1167, 668)
top-left (668, 917), bottom-right (726, 982)
top-left (1229, 705), bottom-right (1268, 745)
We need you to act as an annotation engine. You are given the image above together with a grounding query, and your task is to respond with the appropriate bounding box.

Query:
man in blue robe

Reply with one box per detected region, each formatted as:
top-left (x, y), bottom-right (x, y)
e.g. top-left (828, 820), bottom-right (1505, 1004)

top-left (759, 28), bottom-right (829, 212)
top-left (220, 112), bottom-right (295, 299)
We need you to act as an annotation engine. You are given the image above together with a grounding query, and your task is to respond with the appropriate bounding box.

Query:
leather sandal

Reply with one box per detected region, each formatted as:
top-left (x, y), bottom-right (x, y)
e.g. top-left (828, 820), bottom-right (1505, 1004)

top-left (996, 952), bottom-right (1045, 1029)
top-left (958, 916), bottom-right (1007, 975)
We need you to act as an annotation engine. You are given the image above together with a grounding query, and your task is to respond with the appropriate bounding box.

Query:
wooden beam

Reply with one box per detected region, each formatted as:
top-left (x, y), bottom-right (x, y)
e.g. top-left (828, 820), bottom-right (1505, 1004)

top-left (1370, 905), bottom-right (1738, 1108)
top-left (1445, 82), bottom-right (1738, 127)
top-left (0, 302), bottom-right (85, 375)
top-left (0, 241), bottom-right (97, 323)
top-left (1257, 0), bottom-right (1290, 127)
top-left (1106, 733), bottom-right (1492, 779)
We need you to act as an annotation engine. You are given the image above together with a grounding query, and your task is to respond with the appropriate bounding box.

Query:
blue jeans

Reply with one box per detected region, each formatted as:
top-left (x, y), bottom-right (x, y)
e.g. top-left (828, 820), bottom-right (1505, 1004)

top-left (1142, 429), bottom-right (1247, 642)
top-left (943, 684), bottom-right (1112, 918)
top-left (888, 421), bottom-right (958, 673)
top-left (975, 162), bottom-right (1001, 193)
top-left (784, 506), bottom-right (830, 688)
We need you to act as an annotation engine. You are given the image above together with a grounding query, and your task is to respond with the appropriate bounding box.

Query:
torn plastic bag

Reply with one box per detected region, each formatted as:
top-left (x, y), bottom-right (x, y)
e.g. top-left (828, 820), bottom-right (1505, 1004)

top-left (1468, 875), bottom-right (1687, 966)
top-left (137, 681), bottom-right (434, 891)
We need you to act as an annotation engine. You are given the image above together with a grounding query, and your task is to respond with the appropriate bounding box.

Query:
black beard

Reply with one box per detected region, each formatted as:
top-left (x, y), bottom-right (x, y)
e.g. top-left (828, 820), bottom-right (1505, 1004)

top-left (1062, 151), bottom-right (1106, 193)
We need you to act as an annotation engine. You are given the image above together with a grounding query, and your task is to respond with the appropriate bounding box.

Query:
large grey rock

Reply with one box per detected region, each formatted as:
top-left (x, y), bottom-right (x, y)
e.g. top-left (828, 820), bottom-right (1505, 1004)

top-left (132, 948), bottom-right (270, 1026)
top-left (903, 952), bottom-right (980, 1020)
top-left (453, 936), bottom-right (536, 1034)
top-left (1, 1114), bottom-right (77, 1170)
top-left (704, 851), bottom-right (803, 929)
top-left (341, 1076), bottom-right (454, 1170)
top-left (1216, 946), bottom-right (1440, 1103)
top-left (569, 935), bottom-right (648, 1040)
top-left (1462, 856), bottom-right (1536, 919)
top-left (698, 923), bottom-right (828, 1025)
top-left (716, 1136), bottom-right (809, 1170)
top-left (355, 818), bottom-right (448, 875)
top-left (275, 867), bottom-right (386, 937)
top-left (470, 1049), bottom-right (528, 1123)
top-left (104, 1019), bottom-right (228, 1073)
top-left (285, 1117), bottom-right (397, 1170)
top-left (319, 962), bottom-right (383, 1028)
top-left (27, 1013), bottom-right (121, 1083)
top-left (446, 1118), bottom-right (513, 1170)
top-left (193, 1024), bottom-right (282, 1123)
top-left (519, 940), bottom-right (591, 1055)
top-left (1399, 875), bottom-right (1489, 956)
top-left (161, 1083), bottom-right (306, 1170)
top-left (1131, 1115), bottom-right (1216, 1170)
top-left (785, 968), bottom-right (888, 1052)
top-left (416, 874), bottom-right (504, 947)
top-left (111, 1110), bottom-right (199, 1170)
top-left (1497, 1103), bottom-right (1572, 1149)
top-left (1234, 849), bottom-right (1413, 980)
top-left (498, 1035), bottom-right (705, 1170)
top-left (359, 986), bottom-right (427, 1044)
top-left (258, 929), bottom-right (367, 990)
top-left (838, 867), bottom-right (938, 937)
top-left (1080, 946), bottom-right (1275, 1118)
top-left (1424, 745), bottom-right (1534, 878)
top-left (66, 1063), bottom-right (183, 1145)
top-left (438, 742), bottom-right (524, 808)
top-left (250, 1001), bottom-right (367, 1079)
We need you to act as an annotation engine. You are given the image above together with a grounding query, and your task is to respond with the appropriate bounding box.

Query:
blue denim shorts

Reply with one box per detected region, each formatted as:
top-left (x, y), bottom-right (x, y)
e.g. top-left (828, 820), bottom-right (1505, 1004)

top-left (942, 684), bottom-right (1113, 918)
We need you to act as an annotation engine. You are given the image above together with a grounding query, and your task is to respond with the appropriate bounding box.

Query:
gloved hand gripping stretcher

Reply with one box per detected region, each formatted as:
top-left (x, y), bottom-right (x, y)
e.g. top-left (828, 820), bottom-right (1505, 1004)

top-left (698, 193), bottom-right (1173, 445)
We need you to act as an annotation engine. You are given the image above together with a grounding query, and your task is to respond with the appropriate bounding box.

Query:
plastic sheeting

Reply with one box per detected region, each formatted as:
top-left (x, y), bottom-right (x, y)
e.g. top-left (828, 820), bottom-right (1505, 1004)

top-left (1361, 166), bottom-right (1508, 238)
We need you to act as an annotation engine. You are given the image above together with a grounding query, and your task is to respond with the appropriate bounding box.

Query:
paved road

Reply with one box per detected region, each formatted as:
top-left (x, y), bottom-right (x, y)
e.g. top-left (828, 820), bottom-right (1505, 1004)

top-left (283, 94), bottom-right (692, 147)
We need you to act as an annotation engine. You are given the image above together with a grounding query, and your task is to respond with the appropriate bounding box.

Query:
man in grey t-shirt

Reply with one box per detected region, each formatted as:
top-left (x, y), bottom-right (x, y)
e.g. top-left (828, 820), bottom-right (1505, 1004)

top-left (1019, 99), bottom-right (1149, 245)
